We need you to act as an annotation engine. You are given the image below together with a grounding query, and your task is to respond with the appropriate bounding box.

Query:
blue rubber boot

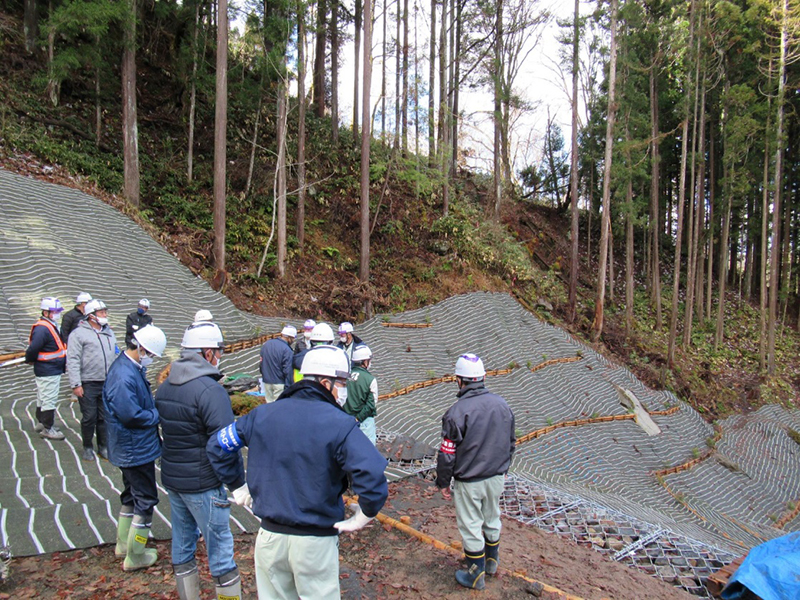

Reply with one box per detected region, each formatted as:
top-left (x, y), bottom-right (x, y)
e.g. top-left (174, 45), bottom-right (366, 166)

top-left (455, 549), bottom-right (485, 590)
top-left (485, 536), bottom-right (500, 575)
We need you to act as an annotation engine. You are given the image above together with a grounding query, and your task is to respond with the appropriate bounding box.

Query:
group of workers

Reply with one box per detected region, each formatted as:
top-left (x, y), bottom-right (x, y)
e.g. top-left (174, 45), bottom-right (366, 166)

top-left (259, 319), bottom-right (377, 444)
top-left (23, 293), bottom-right (516, 597)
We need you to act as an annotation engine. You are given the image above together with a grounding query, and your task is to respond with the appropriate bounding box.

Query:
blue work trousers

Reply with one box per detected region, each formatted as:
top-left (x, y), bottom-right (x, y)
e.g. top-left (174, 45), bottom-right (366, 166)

top-left (167, 485), bottom-right (237, 578)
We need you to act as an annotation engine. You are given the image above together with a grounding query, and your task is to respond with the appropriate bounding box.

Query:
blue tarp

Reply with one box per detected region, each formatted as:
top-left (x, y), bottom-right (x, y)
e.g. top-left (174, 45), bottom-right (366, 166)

top-left (722, 532), bottom-right (800, 600)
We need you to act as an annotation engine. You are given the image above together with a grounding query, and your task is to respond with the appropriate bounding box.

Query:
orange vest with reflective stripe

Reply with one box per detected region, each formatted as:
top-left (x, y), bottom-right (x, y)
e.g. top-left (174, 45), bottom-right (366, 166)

top-left (29, 318), bottom-right (66, 361)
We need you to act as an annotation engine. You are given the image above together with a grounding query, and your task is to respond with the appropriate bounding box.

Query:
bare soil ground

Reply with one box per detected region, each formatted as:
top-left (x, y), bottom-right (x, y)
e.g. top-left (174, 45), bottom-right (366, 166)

top-left (0, 477), bottom-right (691, 600)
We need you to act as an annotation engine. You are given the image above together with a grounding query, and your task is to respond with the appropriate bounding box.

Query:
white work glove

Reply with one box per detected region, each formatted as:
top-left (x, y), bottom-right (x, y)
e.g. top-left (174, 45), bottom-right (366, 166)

top-left (334, 504), bottom-right (373, 533)
top-left (231, 484), bottom-right (253, 508)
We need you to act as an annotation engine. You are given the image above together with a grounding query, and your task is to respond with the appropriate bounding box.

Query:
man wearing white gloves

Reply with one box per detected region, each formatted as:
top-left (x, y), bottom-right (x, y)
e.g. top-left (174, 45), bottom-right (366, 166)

top-left (208, 345), bottom-right (388, 600)
top-left (155, 322), bottom-right (244, 600)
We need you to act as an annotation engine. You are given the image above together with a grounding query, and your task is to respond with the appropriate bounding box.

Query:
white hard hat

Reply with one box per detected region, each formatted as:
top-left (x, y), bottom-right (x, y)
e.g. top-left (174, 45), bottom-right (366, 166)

top-left (338, 322), bottom-right (354, 334)
top-left (303, 318), bottom-right (316, 330)
top-left (351, 344), bottom-right (372, 363)
top-left (40, 297), bottom-right (63, 312)
top-left (84, 299), bottom-right (107, 315)
top-left (76, 292), bottom-right (92, 304)
top-left (281, 325), bottom-right (297, 338)
top-left (181, 322), bottom-right (224, 349)
top-left (194, 309), bottom-right (213, 322)
top-left (300, 345), bottom-right (350, 379)
top-left (134, 325), bottom-right (167, 357)
top-left (138, 298), bottom-right (151, 308)
top-left (310, 322), bottom-right (335, 343)
top-left (454, 353), bottom-right (486, 379)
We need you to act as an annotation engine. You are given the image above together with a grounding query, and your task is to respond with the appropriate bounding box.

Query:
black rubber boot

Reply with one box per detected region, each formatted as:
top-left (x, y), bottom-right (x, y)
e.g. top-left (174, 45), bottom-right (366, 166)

top-left (40, 409), bottom-right (55, 429)
top-left (455, 549), bottom-right (485, 590)
top-left (485, 536), bottom-right (500, 575)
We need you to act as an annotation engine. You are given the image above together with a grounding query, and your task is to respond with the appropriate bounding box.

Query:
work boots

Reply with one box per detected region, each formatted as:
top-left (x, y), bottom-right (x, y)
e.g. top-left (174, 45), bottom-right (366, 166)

top-left (485, 536), bottom-right (500, 575)
top-left (215, 567), bottom-right (242, 600)
top-left (115, 506), bottom-right (134, 557)
top-left (123, 514), bottom-right (158, 571)
top-left (174, 559), bottom-right (201, 600)
top-left (455, 548), bottom-right (486, 590)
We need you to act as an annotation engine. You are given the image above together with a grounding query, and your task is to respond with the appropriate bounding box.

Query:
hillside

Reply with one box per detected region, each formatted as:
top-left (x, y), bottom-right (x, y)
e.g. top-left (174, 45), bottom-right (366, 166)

top-left (0, 10), bottom-right (798, 418)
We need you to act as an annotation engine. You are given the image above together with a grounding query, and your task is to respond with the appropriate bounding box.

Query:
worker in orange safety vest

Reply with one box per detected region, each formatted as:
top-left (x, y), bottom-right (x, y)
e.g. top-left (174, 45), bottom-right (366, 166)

top-left (25, 296), bottom-right (68, 440)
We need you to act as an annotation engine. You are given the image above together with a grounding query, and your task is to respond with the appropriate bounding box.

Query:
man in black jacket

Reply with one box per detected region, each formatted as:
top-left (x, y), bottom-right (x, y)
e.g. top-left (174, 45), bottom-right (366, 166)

top-left (155, 322), bottom-right (247, 600)
top-left (61, 292), bottom-right (92, 342)
top-left (125, 298), bottom-right (153, 349)
top-left (436, 353), bottom-right (516, 591)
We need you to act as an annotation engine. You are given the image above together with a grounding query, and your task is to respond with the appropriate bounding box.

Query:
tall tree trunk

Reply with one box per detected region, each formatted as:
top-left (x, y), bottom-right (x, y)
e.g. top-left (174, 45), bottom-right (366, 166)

top-left (414, 0), bottom-right (420, 157)
top-left (395, 0), bottom-right (402, 148)
top-left (450, 0), bottom-right (461, 176)
top-left (24, 0), bottom-right (37, 53)
top-left (95, 50), bottom-right (102, 147)
top-left (683, 65), bottom-right (706, 348)
top-left (276, 77), bottom-right (288, 277)
top-left (568, 0), bottom-right (580, 324)
top-left (437, 0), bottom-right (447, 152)
top-left (439, 0), bottom-right (450, 213)
top-left (492, 0), bottom-right (503, 220)
top-left (360, 0), bottom-right (374, 317)
top-left (625, 177), bottom-right (634, 336)
top-left (187, 0), bottom-right (202, 182)
top-left (590, 0), bottom-right (618, 343)
top-left (353, 0), bottom-right (362, 142)
top-left (759, 84), bottom-right (772, 370)
top-left (381, 0), bottom-right (387, 137)
top-left (297, 0), bottom-right (308, 252)
top-left (668, 0), bottom-right (696, 364)
top-left (213, 0), bottom-right (228, 279)
top-left (706, 119), bottom-right (716, 321)
top-left (122, 0), bottom-right (140, 208)
top-left (648, 67), bottom-right (663, 331)
top-left (314, 0), bottom-right (327, 117)
top-left (330, 0), bottom-right (339, 143)
top-left (401, 0), bottom-right (409, 152)
top-left (769, 0), bottom-right (789, 374)
top-left (45, 0), bottom-right (58, 105)
top-left (428, 0), bottom-right (436, 164)
top-left (715, 166), bottom-right (732, 349)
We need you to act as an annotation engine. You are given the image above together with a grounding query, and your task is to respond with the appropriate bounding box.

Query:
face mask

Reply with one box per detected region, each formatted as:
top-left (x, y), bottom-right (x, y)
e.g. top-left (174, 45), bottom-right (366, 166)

top-left (51, 312), bottom-right (62, 322)
top-left (94, 316), bottom-right (109, 326)
top-left (137, 308), bottom-right (146, 315)
top-left (138, 347), bottom-right (153, 367)
top-left (334, 384), bottom-right (348, 407)
top-left (339, 335), bottom-right (348, 343)
top-left (304, 331), bottom-right (312, 339)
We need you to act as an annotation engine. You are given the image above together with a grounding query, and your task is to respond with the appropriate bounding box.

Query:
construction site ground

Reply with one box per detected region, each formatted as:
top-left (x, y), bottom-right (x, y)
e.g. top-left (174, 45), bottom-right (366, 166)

top-left (0, 476), bottom-right (690, 600)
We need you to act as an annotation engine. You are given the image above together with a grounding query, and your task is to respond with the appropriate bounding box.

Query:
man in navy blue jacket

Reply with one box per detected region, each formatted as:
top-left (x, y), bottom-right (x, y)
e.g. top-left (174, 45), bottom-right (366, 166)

top-left (208, 345), bottom-right (388, 600)
top-left (156, 322), bottom-right (244, 600)
top-left (103, 324), bottom-right (166, 573)
top-left (259, 325), bottom-right (296, 402)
